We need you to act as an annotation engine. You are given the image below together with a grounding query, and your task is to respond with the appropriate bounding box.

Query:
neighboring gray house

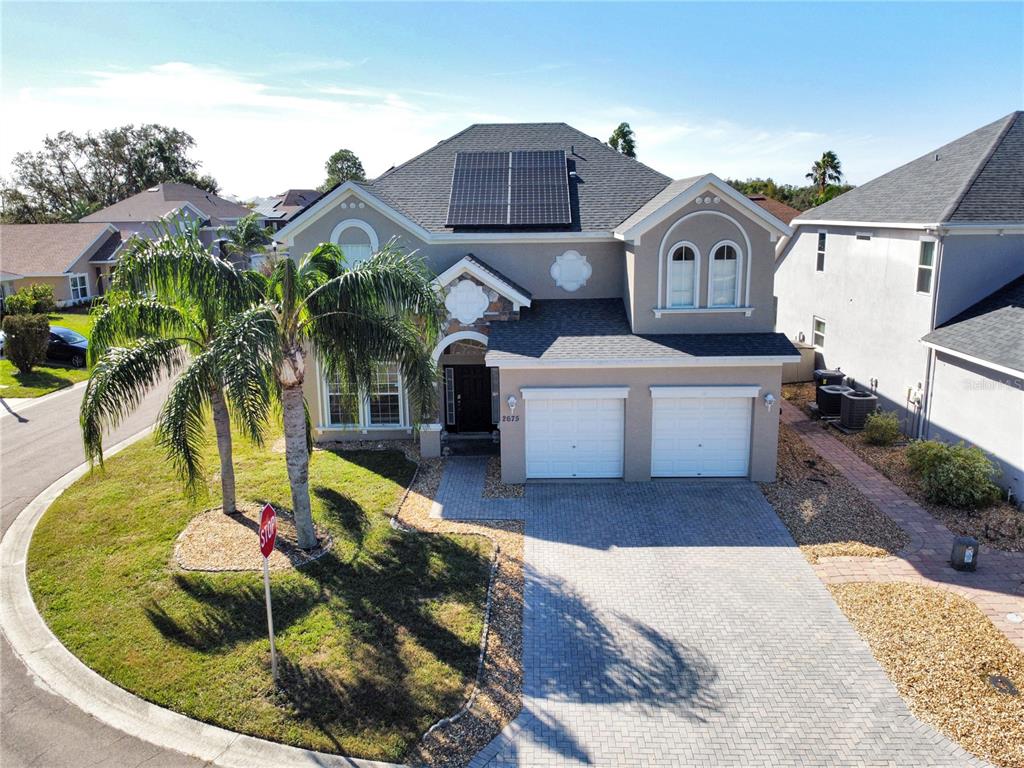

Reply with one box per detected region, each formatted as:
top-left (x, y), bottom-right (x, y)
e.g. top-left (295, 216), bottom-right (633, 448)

top-left (253, 189), bottom-right (321, 231)
top-left (274, 123), bottom-right (797, 483)
top-left (775, 111), bottom-right (1023, 498)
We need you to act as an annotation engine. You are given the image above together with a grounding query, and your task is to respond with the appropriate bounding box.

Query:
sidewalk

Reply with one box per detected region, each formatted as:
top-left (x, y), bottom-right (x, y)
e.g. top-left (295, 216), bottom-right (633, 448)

top-left (780, 400), bottom-right (1024, 651)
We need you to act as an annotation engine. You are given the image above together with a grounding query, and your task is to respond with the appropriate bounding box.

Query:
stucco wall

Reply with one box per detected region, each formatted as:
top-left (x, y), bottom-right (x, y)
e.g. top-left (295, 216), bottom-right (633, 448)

top-left (775, 226), bottom-right (936, 418)
top-left (629, 199), bottom-right (778, 334)
top-left (935, 233), bottom-right (1024, 324)
top-left (288, 193), bottom-right (626, 300)
top-left (926, 352), bottom-right (1023, 502)
top-left (495, 364), bottom-right (782, 483)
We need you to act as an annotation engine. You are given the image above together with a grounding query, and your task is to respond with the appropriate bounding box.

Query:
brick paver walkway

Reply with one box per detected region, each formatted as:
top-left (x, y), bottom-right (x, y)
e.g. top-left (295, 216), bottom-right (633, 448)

top-left (435, 461), bottom-right (986, 767)
top-left (781, 400), bottom-right (1024, 651)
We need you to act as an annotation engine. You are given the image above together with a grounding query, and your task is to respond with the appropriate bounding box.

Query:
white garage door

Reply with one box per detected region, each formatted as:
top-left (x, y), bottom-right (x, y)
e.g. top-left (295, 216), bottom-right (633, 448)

top-left (651, 388), bottom-right (754, 477)
top-left (524, 389), bottom-right (626, 479)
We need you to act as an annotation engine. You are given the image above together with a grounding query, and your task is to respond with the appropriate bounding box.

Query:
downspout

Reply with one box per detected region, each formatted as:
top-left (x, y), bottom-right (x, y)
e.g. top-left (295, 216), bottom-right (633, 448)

top-left (917, 231), bottom-right (946, 439)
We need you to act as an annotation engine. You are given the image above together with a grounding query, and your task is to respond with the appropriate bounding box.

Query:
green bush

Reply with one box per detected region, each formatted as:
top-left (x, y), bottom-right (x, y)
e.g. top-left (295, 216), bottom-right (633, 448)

top-left (4, 284), bottom-right (56, 315)
top-left (905, 439), bottom-right (1000, 510)
top-left (863, 410), bottom-right (901, 445)
top-left (2, 314), bottom-right (50, 373)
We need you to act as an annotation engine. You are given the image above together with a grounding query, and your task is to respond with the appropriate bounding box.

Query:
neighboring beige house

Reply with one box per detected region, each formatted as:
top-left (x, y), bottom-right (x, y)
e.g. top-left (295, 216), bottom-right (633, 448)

top-left (775, 111), bottom-right (1023, 499)
top-left (274, 123), bottom-right (797, 483)
top-left (0, 223), bottom-right (122, 306)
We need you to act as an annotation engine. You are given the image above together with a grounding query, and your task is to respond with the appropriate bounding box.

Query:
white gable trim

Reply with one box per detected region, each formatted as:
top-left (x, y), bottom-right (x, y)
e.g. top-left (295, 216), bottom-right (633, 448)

top-left (614, 174), bottom-right (792, 242)
top-left (432, 256), bottom-right (532, 310)
top-left (432, 330), bottom-right (489, 362)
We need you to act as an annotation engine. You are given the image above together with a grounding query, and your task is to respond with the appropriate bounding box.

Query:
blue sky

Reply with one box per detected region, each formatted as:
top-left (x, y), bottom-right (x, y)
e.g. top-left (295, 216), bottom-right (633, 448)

top-left (2, 2), bottom-right (1022, 198)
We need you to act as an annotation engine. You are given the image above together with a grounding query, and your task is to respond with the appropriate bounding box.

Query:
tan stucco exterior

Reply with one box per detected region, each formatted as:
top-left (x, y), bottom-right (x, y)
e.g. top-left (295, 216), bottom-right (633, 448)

top-left (494, 364), bottom-right (783, 483)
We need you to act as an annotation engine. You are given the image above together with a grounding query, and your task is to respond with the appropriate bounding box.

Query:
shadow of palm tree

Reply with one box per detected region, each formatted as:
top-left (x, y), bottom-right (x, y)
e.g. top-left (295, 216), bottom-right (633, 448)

top-left (313, 485), bottom-right (368, 553)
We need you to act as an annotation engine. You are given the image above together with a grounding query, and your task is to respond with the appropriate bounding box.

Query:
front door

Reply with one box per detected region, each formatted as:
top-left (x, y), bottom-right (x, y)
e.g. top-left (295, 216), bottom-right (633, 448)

top-left (448, 365), bottom-right (494, 433)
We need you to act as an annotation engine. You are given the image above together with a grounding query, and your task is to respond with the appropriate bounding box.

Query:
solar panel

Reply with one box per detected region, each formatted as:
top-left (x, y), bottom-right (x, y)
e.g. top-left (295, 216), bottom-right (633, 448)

top-left (445, 150), bottom-right (571, 227)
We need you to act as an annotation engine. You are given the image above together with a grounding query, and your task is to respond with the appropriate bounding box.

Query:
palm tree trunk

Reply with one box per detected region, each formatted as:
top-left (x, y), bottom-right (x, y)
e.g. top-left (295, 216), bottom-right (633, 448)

top-left (282, 383), bottom-right (317, 549)
top-left (209, 385), bottom-right (237, 515)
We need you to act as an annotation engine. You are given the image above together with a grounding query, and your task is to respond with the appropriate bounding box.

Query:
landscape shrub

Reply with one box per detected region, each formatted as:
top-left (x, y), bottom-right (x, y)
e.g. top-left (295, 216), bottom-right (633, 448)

top-left (4, 284), bottom-right (57, 315)
top-left (863, 410), bottom-right (901, 445)
top-left (906, 439), bottom-right (1000, 510)
top-left (2, 314), bottom-right (50, 373)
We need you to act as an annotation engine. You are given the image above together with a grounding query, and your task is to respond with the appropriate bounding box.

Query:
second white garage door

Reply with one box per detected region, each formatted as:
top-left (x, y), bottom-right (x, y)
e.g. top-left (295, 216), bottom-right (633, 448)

top-left (651, 391), bottom-right (753, 477)
top-left (524, 389), bottom-right (626, 479)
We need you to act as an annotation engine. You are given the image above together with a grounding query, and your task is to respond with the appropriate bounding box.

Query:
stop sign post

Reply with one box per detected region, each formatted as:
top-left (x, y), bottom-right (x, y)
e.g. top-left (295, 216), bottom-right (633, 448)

top-left (259, 504), bottom-right (278, 683)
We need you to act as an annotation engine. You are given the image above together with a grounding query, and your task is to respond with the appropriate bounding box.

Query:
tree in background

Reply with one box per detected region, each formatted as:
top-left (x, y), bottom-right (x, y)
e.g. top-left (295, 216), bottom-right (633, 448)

top-left (806, 150), bottom-right (844, 196)
top-left (218, 213), bottom-right (273, 269)
top-left (321, 148), bottom-right (366, 191)
top-left (0, 125), bottom-right (218, 224)
top-left (213, 242), bottom-right (441, 549)
top-left (80, 220), bottom-right (263, 515)
top-left (727, 174), bottom-right (855, 212)
top-left (608, 122), bottom-right (637, 158)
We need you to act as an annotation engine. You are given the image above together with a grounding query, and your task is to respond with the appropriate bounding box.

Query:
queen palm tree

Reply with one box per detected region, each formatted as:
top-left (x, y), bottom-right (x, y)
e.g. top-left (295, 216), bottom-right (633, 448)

top-left (81, 220), bottom-right (266, 514)
top-left (806, 150), bottom-right (843, 195)
top-left (214, 242), bottom-right (442, 549)
top-left (218, 212), bottom-right (273, 269)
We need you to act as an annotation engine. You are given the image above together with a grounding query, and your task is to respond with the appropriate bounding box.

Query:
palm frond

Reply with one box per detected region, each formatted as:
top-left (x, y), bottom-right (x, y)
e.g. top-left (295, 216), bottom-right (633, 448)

top-left (211, 306), bottom-right (279, 446)
top-left (89, 296), bottom-right (197, 365)
top-left (156, 348), bottom-right (219, 493)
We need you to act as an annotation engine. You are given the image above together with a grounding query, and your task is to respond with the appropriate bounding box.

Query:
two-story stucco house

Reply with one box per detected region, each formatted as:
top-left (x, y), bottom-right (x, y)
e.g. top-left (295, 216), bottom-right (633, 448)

top-left (274, 123), bottom-right (798, 483)
top-left (775, 111), bottom-right (1023, 499)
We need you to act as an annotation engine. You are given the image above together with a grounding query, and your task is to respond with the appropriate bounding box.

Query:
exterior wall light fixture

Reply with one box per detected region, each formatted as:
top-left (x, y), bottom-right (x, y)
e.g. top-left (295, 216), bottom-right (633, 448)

top-left (764, 393), bottom-right (777, 411)
top-left (506, 395), bottom-right (518, 412)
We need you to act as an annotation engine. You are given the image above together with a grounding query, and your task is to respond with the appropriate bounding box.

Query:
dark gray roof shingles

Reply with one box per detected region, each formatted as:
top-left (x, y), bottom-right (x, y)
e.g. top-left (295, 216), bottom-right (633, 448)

top-left (366, 123), bottom-right (672, 233)
top-left (798, 112), bottom-right (1023, 225)
top-left (487, 299), bottom-right (798, 362)
top-left (922, 275), bottom-right (1024, 373)
top-left (464, 254), bottom-right (532, 300)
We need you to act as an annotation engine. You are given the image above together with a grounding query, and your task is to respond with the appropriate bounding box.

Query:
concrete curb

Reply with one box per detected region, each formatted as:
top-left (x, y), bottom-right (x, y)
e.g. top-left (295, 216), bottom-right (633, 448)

top-left (0, 426), bottom-right (403, 768)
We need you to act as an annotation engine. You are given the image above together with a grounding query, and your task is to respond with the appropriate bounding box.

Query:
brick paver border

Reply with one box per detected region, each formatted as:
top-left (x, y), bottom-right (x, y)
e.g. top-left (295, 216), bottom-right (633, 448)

top-left (780, 400), bottom-right (1024, 650)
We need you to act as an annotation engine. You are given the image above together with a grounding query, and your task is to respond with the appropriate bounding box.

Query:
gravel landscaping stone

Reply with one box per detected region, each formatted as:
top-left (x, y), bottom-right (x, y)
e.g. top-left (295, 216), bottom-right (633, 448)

top-left (392, 453), bottom-right (523, 768)
top-left (761, 424), bottom-right (909, 562)
top-left (830, 582), bottom-right (1024, 768)
top-left (482, 456), bottom-right (523, 499)
top-left (174, 502), bottom-right (333, 571)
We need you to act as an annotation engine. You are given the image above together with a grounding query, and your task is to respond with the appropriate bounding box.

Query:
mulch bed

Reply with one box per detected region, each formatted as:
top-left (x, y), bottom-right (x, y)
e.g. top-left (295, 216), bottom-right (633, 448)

top-left (760, 425), bottom-right (909, 563)
top-left (830, 582), bottom-right (1024, 768)
top-left (174, 501), bottom-right (333, 571)
top-left (483, 456), bottom-right (524, 499)
top-left (827, 427), bottom-right (1024, 552)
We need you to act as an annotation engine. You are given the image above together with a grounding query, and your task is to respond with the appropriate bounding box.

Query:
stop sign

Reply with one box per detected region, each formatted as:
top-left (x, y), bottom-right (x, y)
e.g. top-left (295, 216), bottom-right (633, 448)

top-left (259, 504), bottom-right (277, 558)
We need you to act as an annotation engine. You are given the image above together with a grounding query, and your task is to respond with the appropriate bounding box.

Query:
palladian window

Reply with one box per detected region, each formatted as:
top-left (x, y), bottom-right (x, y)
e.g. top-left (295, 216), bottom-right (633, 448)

top-left (710, 243), bottom-right (740, 307)
top-left (666, 244), bottom-right (698, 308)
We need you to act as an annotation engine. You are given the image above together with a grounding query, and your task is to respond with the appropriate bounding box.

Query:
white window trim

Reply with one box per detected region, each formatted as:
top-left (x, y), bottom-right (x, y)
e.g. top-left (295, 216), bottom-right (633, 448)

top-left (815, 230), bottom-right (827, 273)
top-left (68, 273), bottom-right (90, 301)
top-left (653, 306), bottom-right (754, 318)
top-left (319, 362), bottom-right (410, 431)
top-left (329, 218), bottom-right (379, 253)
top-left (366, 367), bottom-right (406, 427)
top-left (916, 237), bottom-right (937, 295)
top-left (664, 240), bottom-right (700, 309)
top-left (812, 316), bottom-right (826, 349)
top-left (708, 240), bottom-right (743, 308)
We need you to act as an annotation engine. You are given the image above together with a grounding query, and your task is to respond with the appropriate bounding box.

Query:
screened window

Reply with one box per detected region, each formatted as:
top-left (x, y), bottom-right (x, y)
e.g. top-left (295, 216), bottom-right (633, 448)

top-left (816, 232), bottom-right (827, 272)
top-left (917, 241), bottom-right (935, 294)
top-left (327, 376), bottom-right (360, 426)
top-left (667, 244), bottom-right (698, 307)
top-left (69, 274), bottom-right (89, 301)
top-left (368, 365), bottom-right (402, 426)
top-left (812, 317), bottom-right (826, 348)
top-left (710, 243), bottom-right (739, 306)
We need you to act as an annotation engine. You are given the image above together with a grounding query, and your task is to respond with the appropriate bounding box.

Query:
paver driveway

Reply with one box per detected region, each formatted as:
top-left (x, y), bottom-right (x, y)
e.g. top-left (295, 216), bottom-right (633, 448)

top-left (434, 461), bottom-right (985, 768)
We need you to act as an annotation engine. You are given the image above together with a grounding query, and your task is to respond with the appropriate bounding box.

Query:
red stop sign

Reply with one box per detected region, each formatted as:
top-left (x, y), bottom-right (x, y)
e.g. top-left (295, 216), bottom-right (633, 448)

top-left (259, 504), bottom-right (277, 558)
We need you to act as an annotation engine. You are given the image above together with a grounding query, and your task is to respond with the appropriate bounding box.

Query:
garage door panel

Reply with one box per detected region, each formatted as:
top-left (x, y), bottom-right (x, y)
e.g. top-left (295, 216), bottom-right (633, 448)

top-left (526, 396), bottom-right (624, 479)
top-left (652, 396), bottom-right (751, 478)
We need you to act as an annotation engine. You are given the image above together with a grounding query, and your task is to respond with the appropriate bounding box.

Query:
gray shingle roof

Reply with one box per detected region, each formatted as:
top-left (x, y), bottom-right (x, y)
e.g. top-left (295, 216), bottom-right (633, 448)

top-left (365, 124), bottom-right (672, 233)
top-left (464, 254), bottom-right (532, 301)
top-left (0, 223), bottom-right (118, 275)
top-left (922, 275), bottom-right (1024, 373)
top-left (253, 189), bottom-right (321, 221)
top-left (487, 299), bottom-right (798, 363)
top-left (614, 176), bottom-right (702, 233)
top-left (81, 183), bottom-right (253, 225)
top-left (797, 112), bottom-right (1023, 225)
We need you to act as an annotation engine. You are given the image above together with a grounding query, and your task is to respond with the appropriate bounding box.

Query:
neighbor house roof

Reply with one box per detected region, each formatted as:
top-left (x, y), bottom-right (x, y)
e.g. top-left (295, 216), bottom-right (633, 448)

top-left (797, 111), bottom-right (1024, 225)
top-left (252, 189), bottom-right (321, 222)
top-left (486, 299), bottom-right (798, 365)
top-left (363, 123), bottom-right (672, 233)
top-left (748, 195), bottom-right (801, 225)
top-left (922, 275), bottom-right (1024, 374)
top-left (0, 223), bottom-right (119, 276)
top-left (81, 183), bottom-right (253, 225)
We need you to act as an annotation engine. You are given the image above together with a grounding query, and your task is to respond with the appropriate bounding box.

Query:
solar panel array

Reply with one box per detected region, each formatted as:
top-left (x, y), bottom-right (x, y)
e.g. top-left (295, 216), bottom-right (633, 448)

top-left (446, 150), bottom-right (571, 227)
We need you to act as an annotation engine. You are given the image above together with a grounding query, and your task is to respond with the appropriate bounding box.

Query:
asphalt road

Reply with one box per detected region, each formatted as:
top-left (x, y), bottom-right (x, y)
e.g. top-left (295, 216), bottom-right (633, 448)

top-left (0, 380), bottom-right (204, 767)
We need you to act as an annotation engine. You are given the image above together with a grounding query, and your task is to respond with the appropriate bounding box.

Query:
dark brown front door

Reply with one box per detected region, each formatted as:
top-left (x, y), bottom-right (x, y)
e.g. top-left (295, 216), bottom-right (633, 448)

top-left (448, 365), bottom-right (494, 433)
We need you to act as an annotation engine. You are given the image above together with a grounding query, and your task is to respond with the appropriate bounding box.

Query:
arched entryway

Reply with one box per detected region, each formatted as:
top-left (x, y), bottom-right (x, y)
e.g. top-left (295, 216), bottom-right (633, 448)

top-left (433, 331), bottom-right (497, 435)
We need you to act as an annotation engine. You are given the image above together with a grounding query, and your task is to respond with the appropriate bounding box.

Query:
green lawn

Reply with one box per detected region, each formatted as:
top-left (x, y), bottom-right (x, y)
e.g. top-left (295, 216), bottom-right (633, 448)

top-left (0, 310), bottom-right (95, 398)
top-left (28, 432), bottom-right (491, 761)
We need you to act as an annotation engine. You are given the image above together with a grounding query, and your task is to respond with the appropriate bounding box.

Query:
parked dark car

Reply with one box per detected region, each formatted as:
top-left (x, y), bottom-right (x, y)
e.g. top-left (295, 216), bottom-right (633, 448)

top-left (48, 326), bottom-right (88, 368)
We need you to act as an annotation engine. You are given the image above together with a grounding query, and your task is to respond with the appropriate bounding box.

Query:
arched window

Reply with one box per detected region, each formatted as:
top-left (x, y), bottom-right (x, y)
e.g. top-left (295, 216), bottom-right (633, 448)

top-left (666, 242), bottom-right (699, 308)
top-left (709, 241), bottom-right (741, 307)
top-left (330, 218), bottom-right (378, 266)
